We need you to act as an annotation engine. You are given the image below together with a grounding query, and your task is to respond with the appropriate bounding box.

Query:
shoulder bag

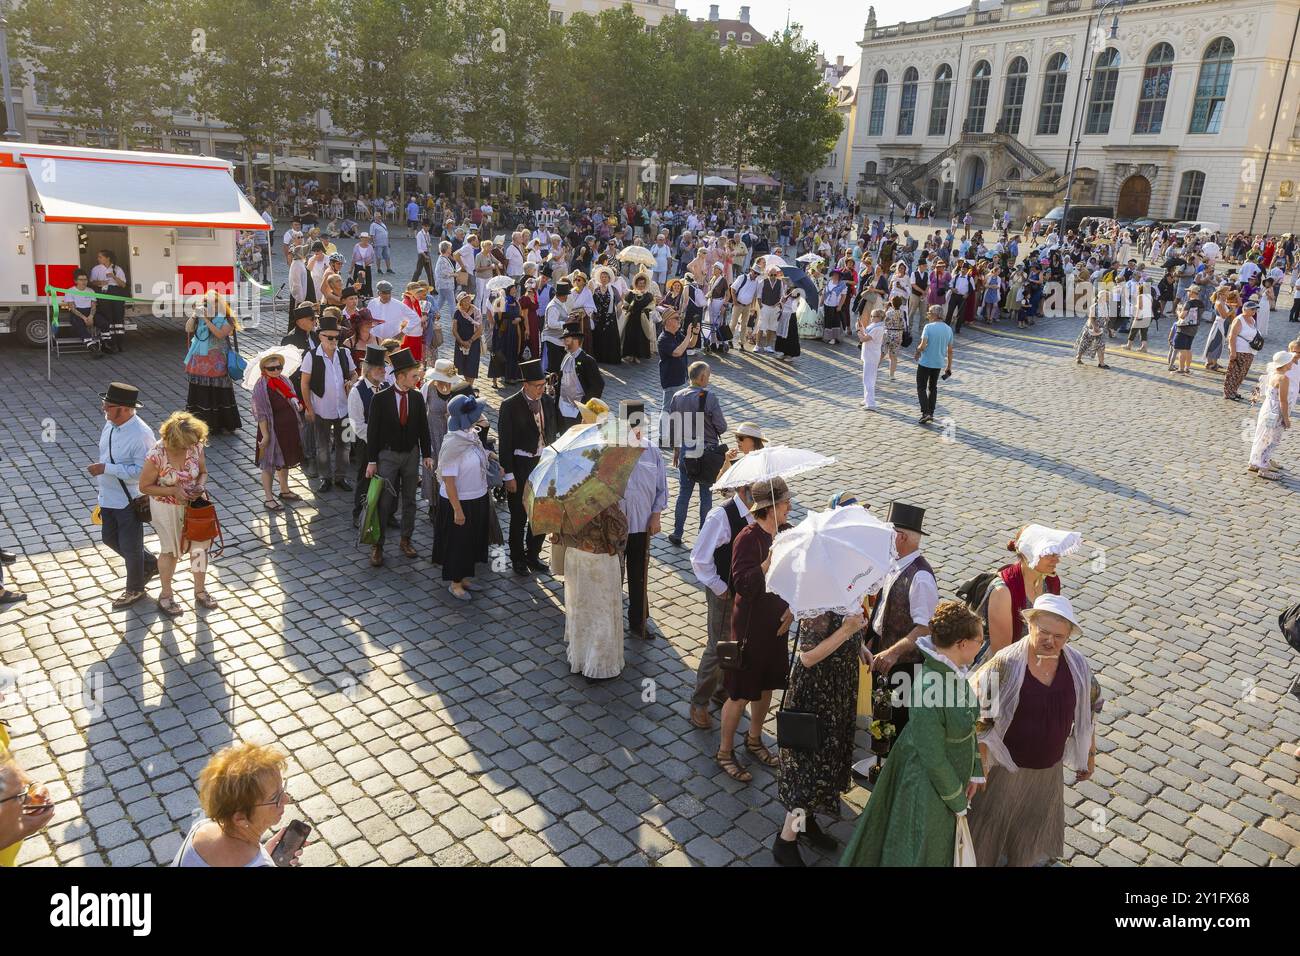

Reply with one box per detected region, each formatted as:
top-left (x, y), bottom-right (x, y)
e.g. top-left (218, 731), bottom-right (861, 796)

top-left (183, 497), bottom-right (224, 556)
top-left (775, 621), bottom-right (824, 753)
top-left (227, 326), bottom-right (248, 381)
top-left (682, 390), bottom-right (727, 485)
top-left (108, 429), bottom-right (152, 522)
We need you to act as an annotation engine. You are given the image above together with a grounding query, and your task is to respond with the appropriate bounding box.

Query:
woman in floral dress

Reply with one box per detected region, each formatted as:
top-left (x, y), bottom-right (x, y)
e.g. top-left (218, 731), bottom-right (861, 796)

top-left (773, 607), bottom-right (870, 866)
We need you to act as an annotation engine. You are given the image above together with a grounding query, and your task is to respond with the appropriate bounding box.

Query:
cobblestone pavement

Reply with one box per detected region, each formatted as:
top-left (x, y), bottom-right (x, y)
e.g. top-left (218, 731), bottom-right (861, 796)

top-left (1, 230), bottom-right (1298, 868)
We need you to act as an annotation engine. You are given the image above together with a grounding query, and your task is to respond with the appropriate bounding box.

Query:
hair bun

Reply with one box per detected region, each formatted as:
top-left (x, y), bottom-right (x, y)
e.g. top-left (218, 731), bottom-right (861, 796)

top-left (1006, 539), bottom-right (1019, 552)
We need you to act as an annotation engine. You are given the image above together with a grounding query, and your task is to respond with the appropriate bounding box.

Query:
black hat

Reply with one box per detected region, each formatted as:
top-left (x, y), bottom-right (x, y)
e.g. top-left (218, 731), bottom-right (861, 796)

top-left (99, 382), bottom-right (143, 408)
top-left (341, 287), bottom-right (359, 300)
top-left (390, 348), bottom-right (418, 372)
top-left (364, 344), bottom-right (387, 367)
top-left (555, 280), bottom-right (572, 296)
top-left (561, 322), bottom-right (584, 340)
top-left (519, 359), bottom-right (544, 382)
top-left (886, 501), bottom-right (926, 535)
top-left (318, 314), bottom-right (340, 333)
top-left (291, 304), bottom-right (315, 321)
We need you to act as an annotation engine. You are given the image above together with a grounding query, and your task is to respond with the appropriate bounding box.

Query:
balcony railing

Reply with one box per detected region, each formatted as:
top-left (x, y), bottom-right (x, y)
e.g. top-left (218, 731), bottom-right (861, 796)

top-left (1047, 0), bottom-right (1082, 13)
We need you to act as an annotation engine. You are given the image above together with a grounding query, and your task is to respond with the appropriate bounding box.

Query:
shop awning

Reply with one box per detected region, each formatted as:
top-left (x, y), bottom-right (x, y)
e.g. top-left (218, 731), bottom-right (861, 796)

top-left (22, 151), bottom-right (267, 230)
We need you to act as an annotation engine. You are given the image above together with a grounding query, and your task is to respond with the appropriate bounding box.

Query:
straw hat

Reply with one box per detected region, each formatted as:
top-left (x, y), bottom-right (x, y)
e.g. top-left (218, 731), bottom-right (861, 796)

top-left (242, 344), bottom-right (304, 391)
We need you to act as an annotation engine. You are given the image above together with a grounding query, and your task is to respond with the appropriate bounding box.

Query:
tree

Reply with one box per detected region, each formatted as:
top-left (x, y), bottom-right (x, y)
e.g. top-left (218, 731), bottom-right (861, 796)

top-left (11, 0), bottom-right (191, 148)
top-left (486, 0), bottom-right (555, 197)
top-left (716, 43), bottom-right (760, 204)
top-left (747, 26), bottom-right (843, 193)
top-left (190, 0), bottom-right (327, 189)
top-left (534, 12), bottom-right (606, 202)
top-left (593, 5), bottom-right (655, 204)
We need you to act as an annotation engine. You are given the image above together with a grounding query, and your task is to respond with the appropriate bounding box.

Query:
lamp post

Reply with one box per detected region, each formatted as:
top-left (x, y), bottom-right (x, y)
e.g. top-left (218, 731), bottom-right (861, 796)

top-left (0, 8), bottom-right (22, 141)
top-left (1061, 0), bottom-right (1125, 237)
top-left (1267, 202), bottom-right (1278, 236)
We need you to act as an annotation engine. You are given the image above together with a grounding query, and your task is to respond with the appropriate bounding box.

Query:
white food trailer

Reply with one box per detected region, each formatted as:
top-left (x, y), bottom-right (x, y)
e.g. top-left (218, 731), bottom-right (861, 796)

top-left (0, 142), bottom-right (268, 347)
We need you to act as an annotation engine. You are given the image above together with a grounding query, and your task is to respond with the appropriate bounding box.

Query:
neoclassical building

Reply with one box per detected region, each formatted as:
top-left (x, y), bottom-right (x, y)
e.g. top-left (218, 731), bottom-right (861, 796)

top-left (850, 0), bottom-right (1300, 232)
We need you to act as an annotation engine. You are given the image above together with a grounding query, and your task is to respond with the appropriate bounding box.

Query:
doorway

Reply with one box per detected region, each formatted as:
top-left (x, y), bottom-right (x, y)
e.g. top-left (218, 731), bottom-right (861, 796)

top-left (81, 226), bottom-right (130, 282)
top-left (1116, 175), bottom-right (1151, 218)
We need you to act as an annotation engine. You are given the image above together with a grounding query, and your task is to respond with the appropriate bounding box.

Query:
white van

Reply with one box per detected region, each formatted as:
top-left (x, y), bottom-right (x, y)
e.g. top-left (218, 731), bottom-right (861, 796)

top-left (1167, 220), bottom-right (1222, 238)
top-left (0, 142), bottom-right (268, 347)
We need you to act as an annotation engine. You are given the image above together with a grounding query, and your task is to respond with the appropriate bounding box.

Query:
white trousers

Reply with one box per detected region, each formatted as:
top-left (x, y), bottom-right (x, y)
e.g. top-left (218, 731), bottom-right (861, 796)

top-left (861, 347), bottom-right (882, 408)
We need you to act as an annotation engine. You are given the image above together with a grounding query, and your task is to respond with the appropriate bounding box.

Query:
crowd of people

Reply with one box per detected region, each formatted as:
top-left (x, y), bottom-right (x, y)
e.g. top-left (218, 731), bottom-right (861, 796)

top-left (8, 192), bottom-right (1297, 869)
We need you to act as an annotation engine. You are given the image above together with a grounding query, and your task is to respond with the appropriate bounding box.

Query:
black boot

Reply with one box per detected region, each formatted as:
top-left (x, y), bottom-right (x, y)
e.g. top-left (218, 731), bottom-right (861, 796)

top-left (800, 815), bottom-right (839, 853)
top-left (772, 832), bottom-right (806, 867)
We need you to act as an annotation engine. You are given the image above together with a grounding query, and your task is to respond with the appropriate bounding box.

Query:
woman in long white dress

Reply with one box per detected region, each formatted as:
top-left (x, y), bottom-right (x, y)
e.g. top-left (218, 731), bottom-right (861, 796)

top-left (857, 307), bottom-right (886, 410)
top-left (558, 502), bottom-right (628, 681)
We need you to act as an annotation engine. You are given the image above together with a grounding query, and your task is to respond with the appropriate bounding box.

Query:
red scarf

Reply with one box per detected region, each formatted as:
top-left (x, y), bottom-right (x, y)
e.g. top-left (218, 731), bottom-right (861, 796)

top-left (266, 374), bottom-right (295, 402)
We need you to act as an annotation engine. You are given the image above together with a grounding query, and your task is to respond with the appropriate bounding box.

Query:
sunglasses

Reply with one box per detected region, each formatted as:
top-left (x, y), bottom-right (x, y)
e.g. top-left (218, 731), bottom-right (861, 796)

top-left (320, 334), bottom-right (339, 341)
top-left (264, 364), bottom-right (284, 372)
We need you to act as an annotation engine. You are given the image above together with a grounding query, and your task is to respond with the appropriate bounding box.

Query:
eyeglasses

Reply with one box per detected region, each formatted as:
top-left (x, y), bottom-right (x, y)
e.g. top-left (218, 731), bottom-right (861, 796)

top-left (255, 780), bottom-right (292, 807)
top-left (264, 364), bottom-right (284, 372)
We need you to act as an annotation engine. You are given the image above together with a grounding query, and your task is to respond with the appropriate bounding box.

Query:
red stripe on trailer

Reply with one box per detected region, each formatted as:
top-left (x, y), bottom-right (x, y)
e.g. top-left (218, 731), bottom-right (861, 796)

top-left (19, 152), bottom-right (230, 172)
top-left (35, 263), bottom-right (79, 294)
top-left (42, 214), bottom-right (270, 231)
top-left (177, 265), bottom-right (237, 295)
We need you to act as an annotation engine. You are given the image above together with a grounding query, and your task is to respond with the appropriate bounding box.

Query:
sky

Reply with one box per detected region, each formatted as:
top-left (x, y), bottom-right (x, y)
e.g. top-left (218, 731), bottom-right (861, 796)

top-left (677, 0), bottom-right (965, 66)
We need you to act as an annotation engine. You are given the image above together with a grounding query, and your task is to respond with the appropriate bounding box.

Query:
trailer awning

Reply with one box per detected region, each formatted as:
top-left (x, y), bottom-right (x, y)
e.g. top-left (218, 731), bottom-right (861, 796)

top-left (22, 152), bottom-right (268, 230)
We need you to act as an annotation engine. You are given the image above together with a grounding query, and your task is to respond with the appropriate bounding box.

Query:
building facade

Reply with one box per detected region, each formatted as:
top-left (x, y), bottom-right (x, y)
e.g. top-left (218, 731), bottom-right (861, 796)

top-left (851, 0), bottom-right (1300, 233)
top-left (807, 58), bottom-right (861, 200)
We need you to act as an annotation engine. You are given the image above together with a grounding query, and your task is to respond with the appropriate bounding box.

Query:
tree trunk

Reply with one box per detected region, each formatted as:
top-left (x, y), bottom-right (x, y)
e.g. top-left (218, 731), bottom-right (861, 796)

top-left (371, 138), bottom-right (378, 200)
top-left (243, 142), bottom-right (254, 192)
top-left (474, 141), bottom-right (482, 205)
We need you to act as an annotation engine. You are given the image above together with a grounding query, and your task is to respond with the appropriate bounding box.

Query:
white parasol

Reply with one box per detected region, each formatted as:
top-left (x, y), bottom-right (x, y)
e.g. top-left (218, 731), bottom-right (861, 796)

top-left (758, 254), bottom-right (790, 270)
top-left (796, 253), bottom-right (825, 266)
top-left (711, 445), bottom-right (835, 492)
top-left (486, 275), bottom-right (517, 292)
top-left (766, 506), bottom-right (896, 619)
top-left (241, 344), bottom-right (303, 391)
top-left (617, 245), bottom-right (657, 267)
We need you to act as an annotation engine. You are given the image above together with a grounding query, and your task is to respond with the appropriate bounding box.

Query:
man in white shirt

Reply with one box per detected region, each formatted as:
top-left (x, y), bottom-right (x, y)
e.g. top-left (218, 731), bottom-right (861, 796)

top-left (412, 222), bottom-right (434, 284)
top-left (505, 231), bottom-right (526, 278)
top-left (542, 279), bottom-right (571, 375)
top-left (1239, 257), bottom-right (1262, 287)
top-left (868, 502), bottom-right (939, 732)
top-left (367, 280), bottom-right (417, 340)
top-left (347, 343), bottom-right (390, 524)
top-left (87, 382), bottom-right (158, 608)
top-left (300, 314), bottom-right (357, 492)
top-left (282, 219), bottom-right (304, 264)
top-left (456, 233), bottom-right (479, 280)
top-left (651, 234), bottom-right (671, 286)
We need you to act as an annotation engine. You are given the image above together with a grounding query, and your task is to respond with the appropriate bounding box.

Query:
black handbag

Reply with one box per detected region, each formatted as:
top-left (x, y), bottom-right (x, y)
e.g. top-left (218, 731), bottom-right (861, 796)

top-left (108, 429), bottom-right (152, 523)
top-left (1249, 330), bottom-right (1265, 352)
top-left (775, 623), bottom-right (824, 753)
top-left (717, 637), bottom-right (743, 671)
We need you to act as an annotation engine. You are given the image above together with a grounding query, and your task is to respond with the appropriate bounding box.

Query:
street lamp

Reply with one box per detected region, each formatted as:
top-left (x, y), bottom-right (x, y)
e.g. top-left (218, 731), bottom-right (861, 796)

top-left (1061, 0), bottom-right (1125, 236)
top-left (889, 181), bottom-right (898, 225)
top-left (1267, 202), bottom-right (1278, 236)
top-left (0, 10), bottom-right (22, 141)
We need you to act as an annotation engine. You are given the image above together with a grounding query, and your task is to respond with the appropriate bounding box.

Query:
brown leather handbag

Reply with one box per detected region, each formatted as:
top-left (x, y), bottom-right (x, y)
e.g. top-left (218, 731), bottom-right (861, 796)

top-left (183, 498), bottom-right (224, 555)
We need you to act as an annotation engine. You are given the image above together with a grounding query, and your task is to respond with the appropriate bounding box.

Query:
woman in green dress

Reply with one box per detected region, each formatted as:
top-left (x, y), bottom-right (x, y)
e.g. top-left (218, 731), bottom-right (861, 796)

top-left (841, 600), bottom-right (986, 867)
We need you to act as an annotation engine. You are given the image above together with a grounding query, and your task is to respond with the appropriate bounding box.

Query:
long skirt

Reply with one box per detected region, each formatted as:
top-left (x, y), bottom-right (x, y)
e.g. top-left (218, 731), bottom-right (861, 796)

top-left (1224, 352), bottom-right (1254, 398)
top-left (488, 323), bottom-right (521, 381)
top-left (778, 636), bottom-right (860, 816)
top-left (185, 354), bottom-right (242, 431)
top-left (563, 548), bottom-right (624, 679)
top-left (1074, 326), bottom-right (1105, 360)
top-left (622, 310), bottom-right (651, 359)
top-left (431, 493), bottom-right (490, 581)
top-left (256, 389), bottom-right (303, 472)
top-left (775, 309), bottom-right (801, 358)
top-left (1202, 321), bottom-right (1225, 363)
top-left (967, 761), bottom-right (1065, 867)
top-left (1250, 412), bottom-right (1286, 469)
top-left (592, 313), bottom-right (622, 364)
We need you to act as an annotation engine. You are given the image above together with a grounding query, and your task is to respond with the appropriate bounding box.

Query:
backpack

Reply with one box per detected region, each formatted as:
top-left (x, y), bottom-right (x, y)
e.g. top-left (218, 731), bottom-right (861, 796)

top-left (1281, 602), bottom-right (1300, 653)
top-left (956, 570), bottom-right (1001, 617)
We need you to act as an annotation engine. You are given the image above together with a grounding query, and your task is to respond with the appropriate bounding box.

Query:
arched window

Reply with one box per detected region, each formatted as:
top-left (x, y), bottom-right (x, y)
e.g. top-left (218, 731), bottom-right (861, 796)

top-left (928, 64), bottom-right (953, 136)
top-left (965, 60), bottom-right (991, 133)
top-left (897, 67), bottom-right (919, 135)
top-left (1000, 56), bottom-right (1028, 135)
top-left (1176, 170), bottom-right (1206, 219)
top-left (868, 70), bottom-right (888, 136)
top-left (1085, 48), bottom-right (1120, 134)
top-left (1037, 53), bottom-right (1069, 135)
top-left (1134, 43), bottom-right (1174, 134)
top-left (1190, 37), bottom-right (1234, 133)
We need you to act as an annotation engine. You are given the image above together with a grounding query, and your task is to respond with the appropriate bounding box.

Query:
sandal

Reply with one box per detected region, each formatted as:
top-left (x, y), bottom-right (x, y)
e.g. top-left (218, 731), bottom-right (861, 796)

top-left (715, 751), bottom-right (752, 783)
top-left (157, 597), bottom-right (183, 618)
top-left (278, 491), bottom-right (302, 501)
top-left (195, 592), bottom-right (219, 610)
top-left (744, 735), bottom-right (780, 768)
top-left (264, 498), bottom-right (284, 511)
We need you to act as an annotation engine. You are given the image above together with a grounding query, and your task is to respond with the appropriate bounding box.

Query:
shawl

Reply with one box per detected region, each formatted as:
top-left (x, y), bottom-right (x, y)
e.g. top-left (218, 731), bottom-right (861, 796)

top-left (437, 427), bottom-right (487, 485)
top-left (265, 374), bottom-right (296, 403)
top-left (971, 638), bottom-right (1102, 774)
top-left (183, 313), bottom-right (229, 364)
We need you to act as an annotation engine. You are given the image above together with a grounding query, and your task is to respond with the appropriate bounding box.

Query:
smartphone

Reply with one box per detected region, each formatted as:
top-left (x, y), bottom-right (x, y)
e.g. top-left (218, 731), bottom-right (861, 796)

top-left (271, 819), bottom-right (311, 867)
top-left (941, 369), bottom-right (952, 380)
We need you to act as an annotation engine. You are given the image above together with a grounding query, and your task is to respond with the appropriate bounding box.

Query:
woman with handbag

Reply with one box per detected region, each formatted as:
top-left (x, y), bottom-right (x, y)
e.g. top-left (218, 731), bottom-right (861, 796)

top-left (841, 600), bottom-right (984, 867)
top-left (183, 292), bottom-right (243, 434)
top-left (717, 478), bottom-right (794, 784)
top-left (138, 412), bottom-right (215, 617)
top-left (1224, 297), bottom-right (1264, 400)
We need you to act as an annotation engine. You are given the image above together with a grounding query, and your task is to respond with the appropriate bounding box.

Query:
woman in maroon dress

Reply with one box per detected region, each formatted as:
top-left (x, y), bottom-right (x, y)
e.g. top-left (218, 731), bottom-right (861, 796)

top-left (716, 477), bottom-right (793, 784)
top-left (249, 347), bottom-right (305, 511)
top-left (519, 278), bottom-right (541, 361)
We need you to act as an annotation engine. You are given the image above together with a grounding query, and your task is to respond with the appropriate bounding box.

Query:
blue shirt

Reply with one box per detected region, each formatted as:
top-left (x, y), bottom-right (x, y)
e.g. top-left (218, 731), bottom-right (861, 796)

top-left (97, 414), bottom-right (156, 509)
top-left (658, 329), bottom-right (687, 389)
top-left (619, 443), bottom-right (669, 534)
top-left (918, 320), bottom-right (953, 369)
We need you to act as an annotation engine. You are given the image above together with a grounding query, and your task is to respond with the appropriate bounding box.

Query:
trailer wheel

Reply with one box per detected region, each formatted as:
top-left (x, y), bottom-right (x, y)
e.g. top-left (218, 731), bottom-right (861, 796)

top-left (14, 309), bottom-right (50, 348)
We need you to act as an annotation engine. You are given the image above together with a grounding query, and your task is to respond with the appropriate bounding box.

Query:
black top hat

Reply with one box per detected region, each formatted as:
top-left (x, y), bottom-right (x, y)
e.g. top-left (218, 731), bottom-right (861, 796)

top-left (561, 322), bottom-right (584, 340)
top-left (100, 382), bottom-right (143, 408)
top-left (886, 501), bottom-right (926, 535)
top-left (291, 304), bottom-right (316, 321)
top-left (390, 348), bottom-right (418, 372)
top-left (555, 280), bottom-right (573, 296)
top-left (519, 358), bottom-right (544, 382)
top-left (318, 314), bottom-right (340, 333)
top-left (364, 344), bottom-right (388, 367)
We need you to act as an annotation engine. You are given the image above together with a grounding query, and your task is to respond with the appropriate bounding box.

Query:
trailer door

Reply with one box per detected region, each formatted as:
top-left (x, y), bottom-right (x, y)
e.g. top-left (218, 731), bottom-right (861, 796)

top-left (0, 170), bottom-right (37, 302)
top-left (126, 226), bottom-right (177, 304)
